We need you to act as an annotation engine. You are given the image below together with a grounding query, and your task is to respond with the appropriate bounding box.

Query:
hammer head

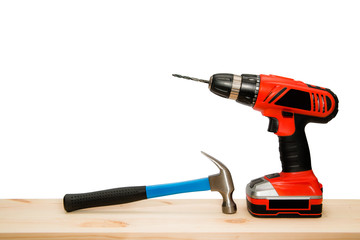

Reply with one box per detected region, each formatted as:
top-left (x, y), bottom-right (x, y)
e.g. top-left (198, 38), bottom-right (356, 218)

top-left (202, 151), bottom-right (237, 214)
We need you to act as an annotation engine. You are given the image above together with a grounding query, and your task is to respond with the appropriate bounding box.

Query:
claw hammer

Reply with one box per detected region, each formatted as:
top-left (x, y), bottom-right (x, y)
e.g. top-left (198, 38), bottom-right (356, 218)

top-left (64, 151), bottom-right (237, 214)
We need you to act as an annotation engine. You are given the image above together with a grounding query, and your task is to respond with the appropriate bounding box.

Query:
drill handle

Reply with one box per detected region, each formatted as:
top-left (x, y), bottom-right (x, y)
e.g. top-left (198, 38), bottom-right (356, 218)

top-left (278, 114), bottom-right (311, 172)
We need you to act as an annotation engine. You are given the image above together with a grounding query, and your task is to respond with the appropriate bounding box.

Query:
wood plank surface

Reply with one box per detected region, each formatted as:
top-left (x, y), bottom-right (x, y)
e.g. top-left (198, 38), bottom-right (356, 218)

top-left (0, 199), bottom-right (359, 240)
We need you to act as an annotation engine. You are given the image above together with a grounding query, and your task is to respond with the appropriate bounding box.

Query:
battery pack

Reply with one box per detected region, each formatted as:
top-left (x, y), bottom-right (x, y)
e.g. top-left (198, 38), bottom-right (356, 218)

top-left (246, 171), bottom-right (323, 218)
top-left (246, 196), bottom-right (322, 218)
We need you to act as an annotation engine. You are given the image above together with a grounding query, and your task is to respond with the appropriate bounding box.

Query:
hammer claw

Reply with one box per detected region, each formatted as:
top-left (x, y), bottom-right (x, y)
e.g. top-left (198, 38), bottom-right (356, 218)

top-left (201, 151), bottom-right (230, 173)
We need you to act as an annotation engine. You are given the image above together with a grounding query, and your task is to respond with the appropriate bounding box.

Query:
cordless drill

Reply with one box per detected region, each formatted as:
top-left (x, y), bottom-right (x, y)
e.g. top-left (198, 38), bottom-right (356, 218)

top-left (173, 73), bottom-right (338, 218)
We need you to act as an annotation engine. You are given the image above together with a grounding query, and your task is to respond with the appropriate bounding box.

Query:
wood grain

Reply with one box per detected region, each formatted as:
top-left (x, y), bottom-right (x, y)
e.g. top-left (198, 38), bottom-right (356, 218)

top-left (0, 199), bottom-right (359, 239)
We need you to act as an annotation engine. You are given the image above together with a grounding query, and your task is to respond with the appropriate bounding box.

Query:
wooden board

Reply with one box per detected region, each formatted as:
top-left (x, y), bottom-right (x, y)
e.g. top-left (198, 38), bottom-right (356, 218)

top-left (0, 199), bottom-right (359, 239)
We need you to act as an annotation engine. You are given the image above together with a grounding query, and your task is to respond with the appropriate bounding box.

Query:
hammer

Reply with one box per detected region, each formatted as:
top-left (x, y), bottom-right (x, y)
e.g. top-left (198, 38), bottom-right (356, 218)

top-left (63, 151), bottom-right (237, 214)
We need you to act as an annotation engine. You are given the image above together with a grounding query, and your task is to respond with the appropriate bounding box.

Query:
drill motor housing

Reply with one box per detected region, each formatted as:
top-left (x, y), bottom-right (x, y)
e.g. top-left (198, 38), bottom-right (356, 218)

top-left (209, 73), bottom-right (338, 217)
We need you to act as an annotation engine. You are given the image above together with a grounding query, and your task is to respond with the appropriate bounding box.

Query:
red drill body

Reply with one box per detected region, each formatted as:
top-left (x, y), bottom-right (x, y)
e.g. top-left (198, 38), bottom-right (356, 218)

top-left (254, 74), bottom-right (338, 136)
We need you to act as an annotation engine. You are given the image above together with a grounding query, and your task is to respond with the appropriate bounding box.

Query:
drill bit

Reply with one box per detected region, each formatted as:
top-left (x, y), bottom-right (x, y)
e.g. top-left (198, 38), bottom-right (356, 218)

top-left (172, 74), bottom-right (209, 84)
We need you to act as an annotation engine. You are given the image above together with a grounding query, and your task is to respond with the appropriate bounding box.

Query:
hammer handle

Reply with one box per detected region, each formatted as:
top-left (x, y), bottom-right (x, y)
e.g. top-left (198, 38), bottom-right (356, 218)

top-left (63, 177), bottom-right (211, 212)
top-left (63, 186), bottom-right (147, 212)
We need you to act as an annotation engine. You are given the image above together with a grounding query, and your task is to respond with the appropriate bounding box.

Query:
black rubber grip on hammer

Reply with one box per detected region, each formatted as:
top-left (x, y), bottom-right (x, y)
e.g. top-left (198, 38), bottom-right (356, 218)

top-left (63, 186), bottom-right (147, 212)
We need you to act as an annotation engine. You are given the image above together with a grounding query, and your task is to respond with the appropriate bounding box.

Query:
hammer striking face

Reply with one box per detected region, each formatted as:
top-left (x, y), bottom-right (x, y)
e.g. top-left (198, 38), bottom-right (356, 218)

top-left (64, 152), bottom-right (237, 214)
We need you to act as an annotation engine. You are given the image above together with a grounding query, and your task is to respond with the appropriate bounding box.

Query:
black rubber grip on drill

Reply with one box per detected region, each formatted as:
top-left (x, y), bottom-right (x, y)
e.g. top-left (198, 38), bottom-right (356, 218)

top-left (278, 114), bottom-right (312, 172)
top-left (278, 88), bottom-right (339, 173)
top-left (63, 186), bottom-right (147, 212)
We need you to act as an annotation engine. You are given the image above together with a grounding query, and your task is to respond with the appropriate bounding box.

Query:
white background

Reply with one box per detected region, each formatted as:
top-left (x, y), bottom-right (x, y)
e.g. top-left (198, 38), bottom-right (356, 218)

top-left (0, 0), bottom-right (359, 199)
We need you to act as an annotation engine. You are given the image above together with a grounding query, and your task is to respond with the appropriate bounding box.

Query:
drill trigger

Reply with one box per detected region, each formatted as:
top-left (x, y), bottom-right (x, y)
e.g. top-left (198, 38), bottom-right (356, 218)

top-left (267, 117), bottom-right (279, 133)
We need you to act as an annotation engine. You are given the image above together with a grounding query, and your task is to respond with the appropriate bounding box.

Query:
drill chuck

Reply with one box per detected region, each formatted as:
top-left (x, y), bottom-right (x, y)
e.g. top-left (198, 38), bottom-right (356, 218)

top-left (209, 74), bottom-right (260, 107)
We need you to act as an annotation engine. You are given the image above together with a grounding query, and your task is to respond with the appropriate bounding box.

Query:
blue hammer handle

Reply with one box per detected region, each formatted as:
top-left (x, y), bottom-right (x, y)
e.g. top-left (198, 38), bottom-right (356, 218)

top-left (146, 177), bottom-right (210, 198)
